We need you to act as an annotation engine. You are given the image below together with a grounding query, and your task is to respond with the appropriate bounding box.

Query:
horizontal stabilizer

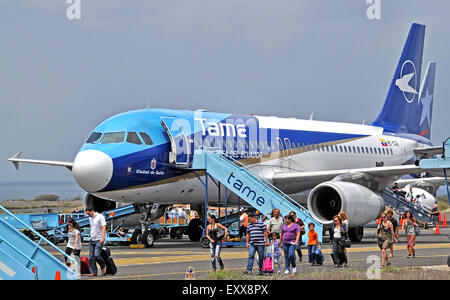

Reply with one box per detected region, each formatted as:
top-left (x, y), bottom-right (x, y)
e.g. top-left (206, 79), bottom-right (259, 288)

top-left (8, 151), bottom-right (73, 171)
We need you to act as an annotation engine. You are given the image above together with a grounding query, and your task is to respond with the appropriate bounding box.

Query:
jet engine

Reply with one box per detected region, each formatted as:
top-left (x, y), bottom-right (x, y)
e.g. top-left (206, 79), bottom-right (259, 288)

top-left (83, 193), bottom-right (116, 213)
top-left (307, 181), bottom-right (384, 228)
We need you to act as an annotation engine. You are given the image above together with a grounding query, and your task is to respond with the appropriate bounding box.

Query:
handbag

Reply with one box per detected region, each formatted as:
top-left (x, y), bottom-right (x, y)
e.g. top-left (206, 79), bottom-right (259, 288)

top-left (414, 225), bottom-right (421, 236)
top-left (339, 238), bottom-right (352, 248)
top-left (214, 227), bottom-right (225, 240)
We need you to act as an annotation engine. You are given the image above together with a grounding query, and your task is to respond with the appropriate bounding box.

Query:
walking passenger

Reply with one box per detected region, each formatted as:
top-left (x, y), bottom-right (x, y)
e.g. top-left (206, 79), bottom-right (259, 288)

top-left (245, 213), bottom-right (270, 275)
top-left (307, 223), bottom-right (320, 266)
top-left (85, 208), bottom-right (107, 277)
top-left (65, 217), bottom-right (82, 267)
top-left (239, 208), bottom-right (248, 239)
top-left (386, 209), bottom-right (399, 258)
top-left (329, 215), bottom-right (348, 268)
top-left (377, 212), bottom-right (395, 268)
top-left (280, 215), bottom-right (301, 274)
top-left (270, 232), bottom-right (282, 274)
top-left (267, 209), bottom-right (283, 238)
top-left (403, 211), bottom-right (418, 258)
top-left (288, 211), bottom-right (305, 262)
top-left (206, 214), bottom-right (228, 272)
top-left (338, 212), bottom-right (349, 267)
top-left (431, 204), bottom-right (439, 229)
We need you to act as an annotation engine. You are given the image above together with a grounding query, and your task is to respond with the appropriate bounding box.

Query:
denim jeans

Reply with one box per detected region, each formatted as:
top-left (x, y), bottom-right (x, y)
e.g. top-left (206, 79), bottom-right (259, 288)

top-left (282, 243), bottom-right (297, 271)
top-left (246, 244), bottom-right (265, 272)
top-left (210, 240), bottom-right (224, 271)
top-left (307, 245), bottom-right (316, 263)
top-left (89, 240), bottom-right (105, 275)
top-left (296, 237), bottom-right (303, 259)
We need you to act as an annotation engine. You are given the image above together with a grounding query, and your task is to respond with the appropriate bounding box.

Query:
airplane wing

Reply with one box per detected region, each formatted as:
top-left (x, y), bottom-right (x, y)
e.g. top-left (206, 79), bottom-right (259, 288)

top-left (414, 146), bottom-right (443, 157)
top-left (269, 164), bottom-right (441, 194)
top-left (8, 151), bottom-right (73, 171)
top-left (395, 177), bottom-right (447, 188)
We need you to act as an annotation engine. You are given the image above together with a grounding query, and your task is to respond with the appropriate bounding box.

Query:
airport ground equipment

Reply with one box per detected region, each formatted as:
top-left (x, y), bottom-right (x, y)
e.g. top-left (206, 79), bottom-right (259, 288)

top-left (128, 212), bottom-right (190, 247)
top-left (0, 212), bottom-right (60, 242)
top-left (382, 188), bottom-right (433, 223)
top-left (419, 137), bottom-right (450, 205)
top-left (191, 150), bottom-right (323, 245)
top-left (47, 204), bottom-right (137, 245)
top-left (0, 204), bottom-right (77, 280)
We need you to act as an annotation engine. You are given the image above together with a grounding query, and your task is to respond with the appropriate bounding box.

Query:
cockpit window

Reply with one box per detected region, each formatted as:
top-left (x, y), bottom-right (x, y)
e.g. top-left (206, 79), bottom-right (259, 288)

top-left (126, 132), bottom-right (142, 145)
top-left (100, 132), bottom-right (126, 144)
top-left (139, 132), bottom-right (154, 145)
top-left (86, 132), bottom-right (102, 144)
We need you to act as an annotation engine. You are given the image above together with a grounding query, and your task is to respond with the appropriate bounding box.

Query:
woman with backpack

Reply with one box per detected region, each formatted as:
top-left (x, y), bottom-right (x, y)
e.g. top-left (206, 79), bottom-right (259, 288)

top-left (206, 214), bottom-right (228, 272)
top-left (377, 212), bottom-right (395, 268)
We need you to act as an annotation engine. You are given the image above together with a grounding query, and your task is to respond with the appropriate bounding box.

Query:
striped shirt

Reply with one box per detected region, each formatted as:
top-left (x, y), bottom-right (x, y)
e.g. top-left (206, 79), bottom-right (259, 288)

top-left (247, 221), bottom-right (267, 246)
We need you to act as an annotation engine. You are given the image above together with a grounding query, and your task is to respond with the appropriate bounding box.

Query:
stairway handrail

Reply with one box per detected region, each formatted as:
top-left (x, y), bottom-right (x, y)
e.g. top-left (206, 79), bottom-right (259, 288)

top-left (0, 235), bottom-right (38, 273)
top-left (0, 204), bottom-right (78, 277)
top-left (382, 188), bottom-right (433, 216)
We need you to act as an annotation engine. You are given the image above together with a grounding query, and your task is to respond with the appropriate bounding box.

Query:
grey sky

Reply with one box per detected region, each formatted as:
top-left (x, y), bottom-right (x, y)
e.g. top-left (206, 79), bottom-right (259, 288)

top-left (0, 0), bottom-right (449, 188)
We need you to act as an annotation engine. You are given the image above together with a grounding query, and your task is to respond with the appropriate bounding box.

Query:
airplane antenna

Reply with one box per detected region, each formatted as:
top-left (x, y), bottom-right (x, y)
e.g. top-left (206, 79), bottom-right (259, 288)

top-left (146, 98), bottom-right (151, 110)
top-left (362, 120), bottom-right (365, 125)
top-left (309, 112), bottom-right (314, 120)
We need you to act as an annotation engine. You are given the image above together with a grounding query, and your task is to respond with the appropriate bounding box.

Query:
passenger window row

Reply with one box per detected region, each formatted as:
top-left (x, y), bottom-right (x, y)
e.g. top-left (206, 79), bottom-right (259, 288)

top-left (86, 131), bottom-right (153, 145)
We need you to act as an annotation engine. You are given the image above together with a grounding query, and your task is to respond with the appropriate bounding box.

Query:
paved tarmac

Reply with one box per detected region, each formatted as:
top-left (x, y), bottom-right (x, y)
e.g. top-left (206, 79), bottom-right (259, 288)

top-left (48, 221), bottom-right (450, 280)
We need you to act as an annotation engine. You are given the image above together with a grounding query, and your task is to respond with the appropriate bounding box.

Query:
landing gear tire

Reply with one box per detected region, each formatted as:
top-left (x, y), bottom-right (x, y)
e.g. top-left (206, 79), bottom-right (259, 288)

top-left (48, 235), bottom-right (58, 245)
top-left (131, 229), bottom-right (144, 245)
top-left (143, 230), bottom-right (155, 248)
top-left (200, 236), bottom-right (210, 248)
top-left (348, 226), bottom-right (364, 243)
top-left (188, 219), bottom-right (203, 242)
top-left (170, 228), bottom-right (184, 239)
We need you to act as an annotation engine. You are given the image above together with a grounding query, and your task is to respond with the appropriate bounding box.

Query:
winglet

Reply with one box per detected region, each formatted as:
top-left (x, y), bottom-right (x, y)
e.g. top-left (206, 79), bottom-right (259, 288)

top-left (8, 150), bottom-right (23, 170)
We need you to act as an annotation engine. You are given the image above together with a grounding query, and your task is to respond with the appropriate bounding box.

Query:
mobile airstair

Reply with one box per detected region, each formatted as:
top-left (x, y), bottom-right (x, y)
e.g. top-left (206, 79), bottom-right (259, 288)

top-left (381, 188), bottom-right (433, 223)
top-left (0, 205), bottom-right (77, 280)
top-left (192, 150), bottom-right (323, 243)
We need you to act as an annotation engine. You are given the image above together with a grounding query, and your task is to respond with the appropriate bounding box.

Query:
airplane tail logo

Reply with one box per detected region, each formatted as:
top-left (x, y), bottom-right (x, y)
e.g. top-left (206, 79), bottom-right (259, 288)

top-left (395, 60), bottom-right (418, 102)
top-left (372, 23), bottom-right (430, 140)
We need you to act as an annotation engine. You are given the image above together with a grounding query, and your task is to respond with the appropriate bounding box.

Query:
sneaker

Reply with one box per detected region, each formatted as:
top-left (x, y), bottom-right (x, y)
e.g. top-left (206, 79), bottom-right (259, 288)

top-left (243, 270), bottom-right (252, 275)
top-left (258, 271), bottom-right (264, 276)
top-left (284, 270), bottom-right (290, 275)
top-left (292, 267), bottom-right (297, 274)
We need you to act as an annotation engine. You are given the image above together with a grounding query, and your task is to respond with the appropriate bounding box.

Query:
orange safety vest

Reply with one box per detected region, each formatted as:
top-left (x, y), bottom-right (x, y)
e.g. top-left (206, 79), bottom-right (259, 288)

top-left (242, 213), bottom-right (248, 227)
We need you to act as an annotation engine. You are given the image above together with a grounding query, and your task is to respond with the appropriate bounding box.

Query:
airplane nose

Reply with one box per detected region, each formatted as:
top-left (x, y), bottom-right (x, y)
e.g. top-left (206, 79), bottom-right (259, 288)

top-left (72, 150), bottom-right (113, 192)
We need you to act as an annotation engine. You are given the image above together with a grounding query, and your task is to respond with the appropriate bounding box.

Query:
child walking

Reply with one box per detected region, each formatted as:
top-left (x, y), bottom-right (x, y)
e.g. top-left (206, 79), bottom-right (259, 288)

top-left (270, 232), bottom-right (282, 273)
top-left (307, 223), bottom-right (320, 266)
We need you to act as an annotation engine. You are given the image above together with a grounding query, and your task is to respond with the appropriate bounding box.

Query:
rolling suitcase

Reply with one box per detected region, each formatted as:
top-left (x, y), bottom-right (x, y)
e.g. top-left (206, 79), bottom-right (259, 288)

top-left (100, 247), bottom-right (117, 275)
top-left (80, 256), bottom-right (90, 274)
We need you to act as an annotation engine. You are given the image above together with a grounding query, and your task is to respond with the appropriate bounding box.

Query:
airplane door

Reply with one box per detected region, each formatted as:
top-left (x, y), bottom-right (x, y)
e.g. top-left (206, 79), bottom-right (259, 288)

top-left (276, 137), bottom-right (286, 169)
top-left (160, 117), bottom-right (191, 165)
top-left (283, 138), bottom-right (293, 170)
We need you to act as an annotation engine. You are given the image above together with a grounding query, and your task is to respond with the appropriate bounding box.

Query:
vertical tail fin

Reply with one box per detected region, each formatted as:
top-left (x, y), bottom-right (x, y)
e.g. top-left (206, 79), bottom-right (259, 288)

top-left (416, 61), bottom-right (436, 139)
top-left (372, 23), bottom-right (426, 137)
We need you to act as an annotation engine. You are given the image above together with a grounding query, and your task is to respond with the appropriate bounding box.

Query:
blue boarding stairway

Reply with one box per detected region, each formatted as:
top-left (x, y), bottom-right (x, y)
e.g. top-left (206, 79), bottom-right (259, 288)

top-left (0, 204), bottom-right (78, 280)
top-left (381, 188), bottom-right (433, 223)
top-left (192, 150), bottom-right (323, 243)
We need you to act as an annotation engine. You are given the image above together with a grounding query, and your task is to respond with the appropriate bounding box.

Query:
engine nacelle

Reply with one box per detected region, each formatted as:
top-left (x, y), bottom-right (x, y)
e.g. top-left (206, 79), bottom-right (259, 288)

top-left (307, 181), bottom-right (384, 227)
top-left (84, 193), bottom-right (116, 213)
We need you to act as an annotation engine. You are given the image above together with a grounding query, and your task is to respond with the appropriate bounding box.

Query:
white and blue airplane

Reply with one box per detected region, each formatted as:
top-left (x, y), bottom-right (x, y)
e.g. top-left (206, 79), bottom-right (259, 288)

top-left (8, 23), bottom-right (443, 243)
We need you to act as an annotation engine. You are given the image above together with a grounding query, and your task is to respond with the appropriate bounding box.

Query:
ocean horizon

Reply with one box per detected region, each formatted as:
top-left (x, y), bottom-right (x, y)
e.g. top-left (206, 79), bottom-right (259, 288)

top-left (0, 181), bottom-right (85, 201)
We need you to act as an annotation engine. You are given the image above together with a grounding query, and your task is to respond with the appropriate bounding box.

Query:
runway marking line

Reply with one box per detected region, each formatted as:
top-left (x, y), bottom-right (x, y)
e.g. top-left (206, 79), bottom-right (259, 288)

top-left (90, 254), bottom-right (450, 280)
top-left (111, 243), bottom-right (450, 267)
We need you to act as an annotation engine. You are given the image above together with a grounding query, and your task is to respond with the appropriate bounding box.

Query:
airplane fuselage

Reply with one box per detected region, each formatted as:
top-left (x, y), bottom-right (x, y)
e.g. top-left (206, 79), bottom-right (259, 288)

top-left (72, 108), bottom-right (430, 207)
